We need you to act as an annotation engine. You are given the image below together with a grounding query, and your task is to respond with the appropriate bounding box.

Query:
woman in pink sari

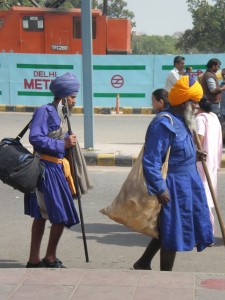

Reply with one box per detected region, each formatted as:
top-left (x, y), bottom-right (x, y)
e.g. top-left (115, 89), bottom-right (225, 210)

top-left (196, 97), bottom-right (222, 233)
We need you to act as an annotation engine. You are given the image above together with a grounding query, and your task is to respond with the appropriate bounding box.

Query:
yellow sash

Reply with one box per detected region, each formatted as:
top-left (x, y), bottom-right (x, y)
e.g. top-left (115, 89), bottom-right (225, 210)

top-left (40, 154), bottom-right (76, 195)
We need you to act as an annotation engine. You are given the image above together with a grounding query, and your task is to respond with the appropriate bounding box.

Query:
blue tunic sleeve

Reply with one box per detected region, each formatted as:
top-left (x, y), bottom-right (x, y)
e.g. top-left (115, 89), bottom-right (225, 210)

top-left (29, 105), bottom-right (65, 156)
top-left (143, 115), bottom-right (175, 195)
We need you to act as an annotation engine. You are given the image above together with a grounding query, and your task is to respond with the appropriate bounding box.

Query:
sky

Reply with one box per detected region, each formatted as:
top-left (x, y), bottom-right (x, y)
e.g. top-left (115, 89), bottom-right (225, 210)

top-left (125, 0), bottom-right (213, 36)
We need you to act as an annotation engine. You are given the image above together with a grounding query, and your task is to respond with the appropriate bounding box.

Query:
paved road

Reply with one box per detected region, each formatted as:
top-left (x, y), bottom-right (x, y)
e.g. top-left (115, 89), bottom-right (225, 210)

top-left (1, 166), bottom-right (225, 273)
top-left (0, 112), bottom-right (153, 147)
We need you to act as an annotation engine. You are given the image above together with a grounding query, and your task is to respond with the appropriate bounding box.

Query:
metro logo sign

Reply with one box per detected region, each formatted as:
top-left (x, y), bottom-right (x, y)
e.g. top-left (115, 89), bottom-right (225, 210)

top-left (93, 64), bottom-right (147, 100)
top-left (111, 75), bottom-right (124, 88)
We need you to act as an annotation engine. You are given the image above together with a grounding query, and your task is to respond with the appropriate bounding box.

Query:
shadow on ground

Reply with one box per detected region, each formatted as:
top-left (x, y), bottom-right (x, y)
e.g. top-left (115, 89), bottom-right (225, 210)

top-left (70, 223), bottom-right (225, 248)
top-left (0, 260), bottom-right (25, 268)
top-left (70, 223), bottom-right (154, 247)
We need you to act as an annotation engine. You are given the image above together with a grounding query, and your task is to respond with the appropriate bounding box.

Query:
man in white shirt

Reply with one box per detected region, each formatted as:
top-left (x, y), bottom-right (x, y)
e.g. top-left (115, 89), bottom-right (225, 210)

top-left (165, 56), bottom-right (185, 91)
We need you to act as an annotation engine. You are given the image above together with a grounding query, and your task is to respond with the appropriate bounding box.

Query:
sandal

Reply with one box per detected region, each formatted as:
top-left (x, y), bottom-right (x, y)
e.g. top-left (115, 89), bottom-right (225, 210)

top-left (42, 258), bottom-right (66, 268)
top-left (26, 261), bottom-right (45, 268)
top-left (133, 261), bottom-right (151, 270)
top-left (56, 258), bottom-right (62, 264)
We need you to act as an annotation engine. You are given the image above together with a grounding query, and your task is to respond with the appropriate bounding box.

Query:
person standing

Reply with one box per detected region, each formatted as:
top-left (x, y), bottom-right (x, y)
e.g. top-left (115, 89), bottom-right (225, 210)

top-left (220, 68), bottom-right (225, 116)
top-left (24, 72), bottom-right (81, 268)
top-left (165, 56), bottom-right (185, 92)
top-left (185, 66), bottom-right (193, 76)
top-left (201, 58), bottom-right (225, 118)
top-left (220, 68), bottom-right (225, 141)
top-left (196, 97), bottom-right (222, 232)
top-left (133, 76), bottom-right (214, 271)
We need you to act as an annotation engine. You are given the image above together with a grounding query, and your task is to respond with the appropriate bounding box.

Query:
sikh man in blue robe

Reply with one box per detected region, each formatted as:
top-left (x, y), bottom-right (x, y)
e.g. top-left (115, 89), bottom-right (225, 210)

top-left (133, 75), bottom-right (214, 271)
top-left (24, 72), bottom-right (80, 268)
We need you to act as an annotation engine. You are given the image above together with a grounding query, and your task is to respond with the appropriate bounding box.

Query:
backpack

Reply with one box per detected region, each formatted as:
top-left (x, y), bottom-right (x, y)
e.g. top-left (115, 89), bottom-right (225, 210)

top-left (0, 121), bottom-right (44, 193)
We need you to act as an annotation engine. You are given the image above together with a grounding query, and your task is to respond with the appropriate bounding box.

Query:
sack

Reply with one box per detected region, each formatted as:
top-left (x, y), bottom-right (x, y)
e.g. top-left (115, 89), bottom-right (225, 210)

top-left (0, 138), bottom-right (44, 193)
top-left (100, 145), bottom-right (170, 239)
top-left (66, 141), bottom-right (93, 196)
top-left (100, 113), bottom-right (173, 238)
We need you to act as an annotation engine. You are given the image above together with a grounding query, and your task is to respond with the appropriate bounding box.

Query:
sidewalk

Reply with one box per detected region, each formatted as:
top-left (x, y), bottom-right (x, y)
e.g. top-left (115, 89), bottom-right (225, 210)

top-left (81, 143), bottom-right (142, 167)
top-left (1, 268), bottom-right (225, 299)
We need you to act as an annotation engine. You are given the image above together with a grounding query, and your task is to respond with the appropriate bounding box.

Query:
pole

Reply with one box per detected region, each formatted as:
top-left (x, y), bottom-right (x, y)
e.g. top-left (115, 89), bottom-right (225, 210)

top-left (116, 94), bottom-right (120, 114)
top-left (62, 101), bottom-right (89, 262)
top-left (81, 0), bottom-right (94, 148)
top-left (193, 130), bottom-right (225, 245)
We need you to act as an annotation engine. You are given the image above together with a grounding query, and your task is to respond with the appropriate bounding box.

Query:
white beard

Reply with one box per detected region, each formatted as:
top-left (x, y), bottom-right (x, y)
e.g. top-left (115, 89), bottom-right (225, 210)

top-left (183, 102), bottom-right (197, 132)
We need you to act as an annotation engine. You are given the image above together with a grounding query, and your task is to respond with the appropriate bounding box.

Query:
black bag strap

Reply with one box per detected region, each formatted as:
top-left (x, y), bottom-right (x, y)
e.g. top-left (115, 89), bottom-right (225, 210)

top-left (15, 120), bottom-right (32, 141)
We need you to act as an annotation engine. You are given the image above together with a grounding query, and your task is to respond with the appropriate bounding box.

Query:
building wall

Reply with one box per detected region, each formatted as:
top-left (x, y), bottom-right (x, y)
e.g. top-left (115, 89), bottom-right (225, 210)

top-left (0, 53), bottom-right (224, 107)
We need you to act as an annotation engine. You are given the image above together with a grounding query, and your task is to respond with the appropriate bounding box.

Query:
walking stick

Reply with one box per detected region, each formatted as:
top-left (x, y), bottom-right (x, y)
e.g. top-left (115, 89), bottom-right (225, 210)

top-left (193, 130), bottom-right (225, 246)
top-left (62, 100), bottom-right (89, 262)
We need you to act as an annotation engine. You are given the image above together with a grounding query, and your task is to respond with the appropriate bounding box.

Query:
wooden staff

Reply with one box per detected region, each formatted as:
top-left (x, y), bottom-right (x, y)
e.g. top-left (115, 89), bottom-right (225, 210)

top-left (193, 130), bottom-right (225, 245)
top-left (63, 100), bottom-right (89, 262)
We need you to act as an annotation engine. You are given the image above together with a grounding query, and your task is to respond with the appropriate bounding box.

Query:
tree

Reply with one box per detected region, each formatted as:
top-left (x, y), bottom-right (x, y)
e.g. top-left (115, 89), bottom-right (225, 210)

top-left (1, 0), bottom-right (135, 28)
top-left (131, 34), bottom-right (182, 55)
top-left (0, 0), bottom-right (33, 8)
top-left (177, 0), bottom-right (225, 53)
top-left (97, 0), bottom-right (135, 27)
top-left (62, 0), bottom-right (98, 9)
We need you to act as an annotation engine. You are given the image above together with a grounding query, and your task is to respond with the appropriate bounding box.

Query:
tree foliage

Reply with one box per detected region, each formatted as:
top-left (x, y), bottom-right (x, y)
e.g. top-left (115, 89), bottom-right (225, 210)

top-left (59, 0), bottom-right (98, 9)
top-left (177, 0), bottom-right (225, 53)
top-left (0, 0), bottom-right (95, 8)
top-left (97, 0), bottom-right (135, 26)
top-left (1, 0), bottom-right (135, 27)
top-left (131, 34), bottom-right (182, 55)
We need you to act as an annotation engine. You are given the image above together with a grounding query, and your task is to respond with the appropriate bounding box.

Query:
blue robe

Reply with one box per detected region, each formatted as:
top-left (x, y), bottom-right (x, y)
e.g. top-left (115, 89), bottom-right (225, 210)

top-left (143, 110), bottom-right (214, 252)
top-left (24, 103), bottom-right (80, 228)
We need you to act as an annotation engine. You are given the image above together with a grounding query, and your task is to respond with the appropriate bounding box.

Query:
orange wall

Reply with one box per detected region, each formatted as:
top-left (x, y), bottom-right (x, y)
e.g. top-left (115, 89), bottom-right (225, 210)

top-left (0, 7), bottom-right (131, 55)
top-left (44, 12), bottom-right (74, 54)
top-left (93, 15), bottom-right (107, 54)
top-left (106, 19), bottom-right (131, 54)
top-left (0, 10), bottom-right (21, 52)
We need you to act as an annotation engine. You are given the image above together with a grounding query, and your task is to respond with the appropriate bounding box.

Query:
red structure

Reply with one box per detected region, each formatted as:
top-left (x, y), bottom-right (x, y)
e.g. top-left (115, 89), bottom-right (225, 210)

top-left (0, 6), bottom-right (132, 54)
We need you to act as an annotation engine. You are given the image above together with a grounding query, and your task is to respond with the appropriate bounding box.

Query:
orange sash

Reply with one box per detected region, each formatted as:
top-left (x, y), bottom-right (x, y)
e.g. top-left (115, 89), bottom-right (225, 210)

top-left (40, 154), bottom-right (76, 195)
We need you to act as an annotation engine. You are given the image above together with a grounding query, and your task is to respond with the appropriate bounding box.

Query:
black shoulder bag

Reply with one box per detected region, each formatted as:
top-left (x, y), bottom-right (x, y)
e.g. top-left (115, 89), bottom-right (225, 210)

top-left (0, 121), bottom-right (44, 193)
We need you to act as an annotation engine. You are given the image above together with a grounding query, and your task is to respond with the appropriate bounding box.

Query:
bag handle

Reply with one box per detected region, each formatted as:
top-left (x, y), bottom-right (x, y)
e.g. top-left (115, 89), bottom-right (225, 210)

top-left (158, 113), bottom-right (174, 175)
top-left (158, 113), bottom-right (174, 126)
top-left (15, 120), bottom-right (32, 141)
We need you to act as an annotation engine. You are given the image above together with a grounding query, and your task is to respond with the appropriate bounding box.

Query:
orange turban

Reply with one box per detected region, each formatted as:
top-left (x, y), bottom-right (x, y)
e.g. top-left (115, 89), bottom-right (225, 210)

top-left (168, 75), bottom-right (203, 106)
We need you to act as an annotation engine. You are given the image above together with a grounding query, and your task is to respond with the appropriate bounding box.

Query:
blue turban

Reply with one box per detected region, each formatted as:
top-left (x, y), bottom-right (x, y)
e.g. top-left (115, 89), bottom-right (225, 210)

top-left (49, 72), bottom-right (80, 98)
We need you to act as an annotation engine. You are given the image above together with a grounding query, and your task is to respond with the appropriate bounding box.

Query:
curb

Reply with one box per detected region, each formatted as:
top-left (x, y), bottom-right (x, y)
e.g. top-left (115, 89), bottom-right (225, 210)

top-left (0, 105), bottom-right (154, 114)
top-left (83, 152), bottom-right (137, 167)
top-left (221, 154), bottom-right (225, 168)
top-left (83, 152), bottom-right (225, 168)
